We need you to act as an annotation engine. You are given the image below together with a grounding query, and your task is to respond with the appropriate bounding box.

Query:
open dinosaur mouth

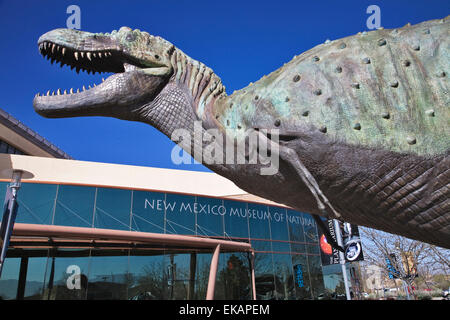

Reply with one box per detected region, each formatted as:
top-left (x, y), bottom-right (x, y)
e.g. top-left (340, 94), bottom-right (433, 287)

top-left (33, 40), bottom-right (145, 98)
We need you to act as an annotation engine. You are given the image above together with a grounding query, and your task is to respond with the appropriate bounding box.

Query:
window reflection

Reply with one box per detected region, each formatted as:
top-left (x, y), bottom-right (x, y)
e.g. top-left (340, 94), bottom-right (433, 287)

top-left (195, 196), bottom-right (224, 238)
top-left (94, 188), bottom-right (131, 231)
top-left (54, 185), bottom-right (95, 227)
top-left (131, 190), bottom-right (165, 233)
top-left (0, 182), bottom-right (331, 300)
top-left (223, 200), bottom-right (248, 240)
top-left (16, 183), bottom-right (57, 225)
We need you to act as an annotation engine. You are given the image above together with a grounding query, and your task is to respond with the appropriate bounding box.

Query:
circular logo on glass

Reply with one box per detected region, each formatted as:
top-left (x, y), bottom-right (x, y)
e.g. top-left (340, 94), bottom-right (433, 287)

top-left (345, 240), bottom-right (362, 261)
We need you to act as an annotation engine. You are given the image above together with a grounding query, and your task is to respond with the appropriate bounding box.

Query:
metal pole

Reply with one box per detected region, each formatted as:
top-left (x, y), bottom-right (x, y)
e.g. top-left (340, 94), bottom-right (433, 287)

top-left (333, 219), bottom-right (351, 300)
top-left (0, 170), bottom-right (23, 278)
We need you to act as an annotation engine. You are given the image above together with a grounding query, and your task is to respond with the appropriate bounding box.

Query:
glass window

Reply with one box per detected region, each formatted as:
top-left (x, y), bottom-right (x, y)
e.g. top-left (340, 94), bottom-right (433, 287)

top-left (307, 255), bottom-right (326, 299)
top-left (287, 209), bottom-right (306, 254)
top-left (216, 252), bottom-right (251, 300)
top-left (22, 256), bottom-right (48, 299)
top-left (253, 252), bottom-right (275, 300)
top-left (53, 184), bottom-right (95, 227)
top-left (163, 252), bottom-right (194, 299)
top-left (94, 187), bottom-right (131, 230)
top-left (291, 254), bottom-right (312, 299)
top-left (195, 196), bottom-right (224, 238)
top-left (223, 200), bottom-right (248, 240)
top-left (194, 253), bottom-right (212, 300)
top-left (0, 141), bottom-right (8, 153)
top-left (86, 252), bottom-right (130, 300)
top-left (42, 249), bottom-right (91, 300)
top-left (164, 193), bottom-right (196, 235)
top-left (131, 190), bottom-right (166, 233)
top-left (268, 207), bottom-right (288, 241)
top-left (15, 183), bottom-right (57, 225)
top-left (302, 212), bottom-right (319, 245)
top-left (272, 254), bottom-right (295, 300)
top-left (127, 253), bottom-right (167, 300)
top-left (248, 203), bottom-right (271, 240)
top-left (0, 257), bottom-right (21, 299)
top-left (269, 206), bottom-right (291, 253)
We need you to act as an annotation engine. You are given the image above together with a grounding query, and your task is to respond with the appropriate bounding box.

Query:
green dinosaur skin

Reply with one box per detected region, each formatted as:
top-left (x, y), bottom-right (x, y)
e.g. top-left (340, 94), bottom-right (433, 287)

top-left (215, 18), bottom-right (449, 157)
top-left (33, 17), bottom-right (449, 249)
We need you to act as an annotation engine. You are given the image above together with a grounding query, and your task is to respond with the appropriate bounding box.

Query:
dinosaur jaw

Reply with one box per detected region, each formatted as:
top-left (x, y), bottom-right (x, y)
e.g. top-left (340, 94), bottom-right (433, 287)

top-left (33, 29), bottom-right (170, 119)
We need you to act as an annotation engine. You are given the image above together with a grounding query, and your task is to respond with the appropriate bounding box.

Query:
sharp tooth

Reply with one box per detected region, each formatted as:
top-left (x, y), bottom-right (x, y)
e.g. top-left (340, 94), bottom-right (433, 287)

top-left (76, 88), bottom-right (80, 93)
top-left (46, 90), bottom-right (50, 96)
top-left (98, 52), bottom-right (102, 58)
top-left (74, 52), bottom-right (79, 60)
top-left (52, 91), bottom-right (55, 96)
top-left (43, 42), bottom-right (47, 50)
top-left (82, 85), bottom-right (86, 91)
top-left (62, 48), bottom-right (66, 56)
top-left (70, 88), bottom-right (74, 94)
top-left (80, 52), bottom-right (85, 58)
top-left (92, 53), bottom-right (97, 58)
top-left (102, 78), bottom-right (105, 82)
top-left (87, 52), bottom-right (92, 61)
top-left (93, 84), bottom-right (96, 87)
top-left (88, 85), bottom-right (91, 89)
top-left (63, 89), bottom-right (67, 95)
top-left (57, 89), bottom-right (61, 95)
top-left (51, 44), bottom-right (56, 53)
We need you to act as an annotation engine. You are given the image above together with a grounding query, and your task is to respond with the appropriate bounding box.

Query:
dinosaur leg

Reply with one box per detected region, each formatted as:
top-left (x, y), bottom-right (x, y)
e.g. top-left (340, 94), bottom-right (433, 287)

top-left (255, 130), bottom-right (341, 220)
top-left (278, 145), bottom-right (342, 220)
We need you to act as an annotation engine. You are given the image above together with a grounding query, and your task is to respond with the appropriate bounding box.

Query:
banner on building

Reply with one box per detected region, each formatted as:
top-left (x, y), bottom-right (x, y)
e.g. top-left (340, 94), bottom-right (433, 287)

top-left (318, 218), bottom-right (364, 265)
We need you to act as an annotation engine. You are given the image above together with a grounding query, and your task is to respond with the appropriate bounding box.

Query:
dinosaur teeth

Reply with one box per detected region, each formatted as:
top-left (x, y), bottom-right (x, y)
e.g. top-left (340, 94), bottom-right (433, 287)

top-left (74, 52), bottom-right (79, 60)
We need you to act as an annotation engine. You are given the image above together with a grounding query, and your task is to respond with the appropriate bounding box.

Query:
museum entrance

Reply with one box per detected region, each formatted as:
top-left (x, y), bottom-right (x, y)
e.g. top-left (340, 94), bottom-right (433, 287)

top-left (0, 223), bottom-right (254, 300)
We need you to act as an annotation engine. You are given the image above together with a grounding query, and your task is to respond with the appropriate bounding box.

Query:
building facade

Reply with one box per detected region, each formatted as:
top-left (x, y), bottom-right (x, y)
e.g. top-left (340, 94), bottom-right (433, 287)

top-left (0, 153), bottom-right (353, 300)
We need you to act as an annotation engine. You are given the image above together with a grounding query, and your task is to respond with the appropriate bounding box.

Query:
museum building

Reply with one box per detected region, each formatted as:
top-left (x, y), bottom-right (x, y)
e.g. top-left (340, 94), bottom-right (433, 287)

top-left (0, 107), bottom-right (354, 300)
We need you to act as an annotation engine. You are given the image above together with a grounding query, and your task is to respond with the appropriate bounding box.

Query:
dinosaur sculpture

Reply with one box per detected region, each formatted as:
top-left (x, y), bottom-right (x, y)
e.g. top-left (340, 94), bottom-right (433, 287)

top-left (33, 17), bottom-right (449, 249)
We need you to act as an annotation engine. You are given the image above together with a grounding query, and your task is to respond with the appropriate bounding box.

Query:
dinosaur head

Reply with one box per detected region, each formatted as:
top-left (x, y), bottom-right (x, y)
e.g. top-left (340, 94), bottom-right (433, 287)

top-left (33, 27), bottom-right (175, 121)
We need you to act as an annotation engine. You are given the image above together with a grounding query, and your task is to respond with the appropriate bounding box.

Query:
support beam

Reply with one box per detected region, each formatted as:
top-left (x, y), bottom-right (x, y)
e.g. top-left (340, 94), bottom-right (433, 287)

top-left (188, 252), bottom-right (196, 300)
top-left (250, 251), bottom-right (256, 300)
top-left (206, 244), bottom-right (221, 300)
top-left (16, 256), bottom-right (28, 300)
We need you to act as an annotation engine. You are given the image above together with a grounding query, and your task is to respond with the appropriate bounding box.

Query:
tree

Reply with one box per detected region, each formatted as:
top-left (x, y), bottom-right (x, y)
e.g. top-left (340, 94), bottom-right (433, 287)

top-left (359, 227), bottom-right (450, 297)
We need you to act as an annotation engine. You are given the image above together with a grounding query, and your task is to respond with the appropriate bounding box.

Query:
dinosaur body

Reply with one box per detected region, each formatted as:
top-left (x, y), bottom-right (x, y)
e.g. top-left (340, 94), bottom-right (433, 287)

top-left (33, 17), bottom-right (450, 248)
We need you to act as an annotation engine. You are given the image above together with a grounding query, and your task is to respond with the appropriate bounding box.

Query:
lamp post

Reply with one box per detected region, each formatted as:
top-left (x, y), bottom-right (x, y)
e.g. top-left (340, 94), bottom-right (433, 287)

top-left (0, 169), bottom-right (24, 277)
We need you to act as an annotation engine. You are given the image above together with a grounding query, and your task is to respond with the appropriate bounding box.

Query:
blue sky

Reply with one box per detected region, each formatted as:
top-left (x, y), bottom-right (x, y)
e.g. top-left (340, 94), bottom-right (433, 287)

top-left (0, 0), bottom-right (448, 172)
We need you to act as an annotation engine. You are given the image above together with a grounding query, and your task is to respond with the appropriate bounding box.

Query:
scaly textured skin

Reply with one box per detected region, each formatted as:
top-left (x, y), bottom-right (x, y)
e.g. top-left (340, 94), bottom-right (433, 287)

top-left (33, 17), bottom-right (449, 248)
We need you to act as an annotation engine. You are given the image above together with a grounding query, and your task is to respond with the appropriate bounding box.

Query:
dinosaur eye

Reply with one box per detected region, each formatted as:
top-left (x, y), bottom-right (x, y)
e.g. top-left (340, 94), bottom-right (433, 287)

top-left (126, 33), bottom-right (136, 42)
top-left (154, 54), bottom-right (160, 60)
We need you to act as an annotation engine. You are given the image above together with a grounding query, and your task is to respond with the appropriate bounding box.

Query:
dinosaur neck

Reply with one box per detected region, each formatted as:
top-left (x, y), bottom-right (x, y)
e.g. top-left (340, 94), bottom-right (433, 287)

top-left (170, 48), bottom-right (228, 129)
